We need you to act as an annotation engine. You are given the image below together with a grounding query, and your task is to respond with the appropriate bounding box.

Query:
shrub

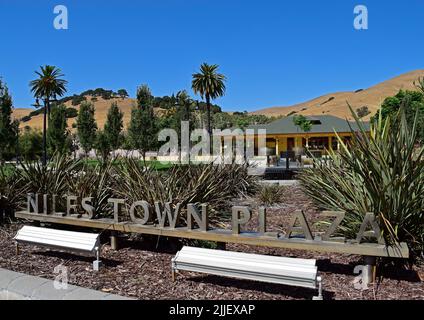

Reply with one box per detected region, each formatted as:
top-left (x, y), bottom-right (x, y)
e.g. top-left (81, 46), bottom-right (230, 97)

top-left (299, 106), bottom-right (424, 259)
top-left (2, 155), bottom-right (259, 228)
top-left (66, 107), bottom-right (78, 118)
top-left (113, 159), bottom-right (258, 225)
top-left (29, 108), bottom-right (44, 117)
top-left (321, 96), bottom-right (335, 105)
top-left (356, 106), bottom-right (370, 118)
top-left (0, 166), bottom-right (27, 223)
top-left (71, 95), bottom-right (86, 106)
top-left (19, 154), bottom-right (83, 211)
top-left (21, 115), bottom-right (31, 122)
top-left (257, 184), bottom-right (286, 205)
top-left (68, 160), bottom-right (114, 218)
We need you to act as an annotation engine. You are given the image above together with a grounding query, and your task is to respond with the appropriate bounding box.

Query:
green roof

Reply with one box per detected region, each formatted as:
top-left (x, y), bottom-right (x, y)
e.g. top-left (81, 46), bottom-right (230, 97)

top-left (247, 115), bottom-right (370, 135)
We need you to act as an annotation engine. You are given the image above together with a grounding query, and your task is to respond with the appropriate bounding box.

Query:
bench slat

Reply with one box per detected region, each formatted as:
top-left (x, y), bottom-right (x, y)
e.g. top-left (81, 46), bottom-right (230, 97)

top-left (172, 246), bottom-right (319, 290)
top-left (16, 236), bottom-right (97, 252)
top-left (175, 253), bottom-right (316, 278)
top-left (178, 246), bottom-right (316, 266)
top-left (176, 263), bottom-right (317, 289)
top-left (16, 230), bottom-right (97, 245)
top-left (14, 226), bottom-right (100, 254)
top-left (16, 226), bottom-right (98, 240)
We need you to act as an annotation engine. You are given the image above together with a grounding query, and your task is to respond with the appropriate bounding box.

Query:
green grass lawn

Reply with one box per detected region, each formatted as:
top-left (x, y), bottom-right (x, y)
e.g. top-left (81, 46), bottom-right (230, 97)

top-left (0, 159), bottom-right (174, 177)
top-left (81, 159), bottom-right (174, 171)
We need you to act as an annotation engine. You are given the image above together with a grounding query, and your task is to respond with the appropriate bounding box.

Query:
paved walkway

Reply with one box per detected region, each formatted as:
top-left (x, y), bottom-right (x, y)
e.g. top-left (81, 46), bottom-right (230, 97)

top-left (260, 180), bottom-right (299, 186)
top-left (0, 268), bottom-right (132, 300)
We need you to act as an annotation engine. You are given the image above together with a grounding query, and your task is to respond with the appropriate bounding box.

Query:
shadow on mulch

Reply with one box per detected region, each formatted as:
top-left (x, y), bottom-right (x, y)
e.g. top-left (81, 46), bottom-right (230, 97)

top-left (317, 258), bottom-right (421, 283)
top-left (188, 274), bottom-right (335, 300)
top-left (119, 236), bottom-right (182, 255)
top-left (317, 259), bottom-right (356, 276)
top-left (377, 264), bottom-right (421, 282)
top-left (33, 250), bottom-right (122, 268)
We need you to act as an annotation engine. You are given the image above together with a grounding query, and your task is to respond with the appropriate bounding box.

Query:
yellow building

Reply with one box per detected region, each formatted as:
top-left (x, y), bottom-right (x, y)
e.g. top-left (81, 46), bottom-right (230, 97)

top-left (249, 115), bottom-right (370, 156)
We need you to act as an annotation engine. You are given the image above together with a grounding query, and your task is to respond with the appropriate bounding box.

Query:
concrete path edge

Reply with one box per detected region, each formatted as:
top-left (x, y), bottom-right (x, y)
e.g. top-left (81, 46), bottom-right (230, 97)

top-left (0, 268), bottom-right (132, 300)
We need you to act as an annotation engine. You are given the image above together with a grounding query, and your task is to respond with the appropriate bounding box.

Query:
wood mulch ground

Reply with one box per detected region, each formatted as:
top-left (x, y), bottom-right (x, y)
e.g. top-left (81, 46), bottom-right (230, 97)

top-left (0, 185), bottom-right (423, 300)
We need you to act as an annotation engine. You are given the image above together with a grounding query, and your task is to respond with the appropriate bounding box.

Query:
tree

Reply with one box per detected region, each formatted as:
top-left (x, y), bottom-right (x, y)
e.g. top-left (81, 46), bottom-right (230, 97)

top-left (293, 115), bottom-right (312, 132)
top-left (95, 130), bottom-right (111, 162)
top-left (293, 115), bottom-right (312, 148)
top-left (192, 63), bottom-right (226, 136)
top-left (47, 104), bottom-right (69, 155)
top-left (104, 102), bottom-right (124, 150)
top-left (77, 101), bottom-right (98, 155)
top-left (176, 90), bottom-right (192, 122)
top-left (29, 65), bottom-right (68, 166)
top-left (69, 133), bottom-right (79, 159)
top-left (128, 85), bottom-right (157, 161)
top-left (172, 90), bottom-right (194, 136)
top-left (19, 128), bottom-right (43, 161)
top-left (374, 90), bottom-right (424, 143)
top-left (117, 89), bottom-right (129, 100)
top-left (0, 80), bottom-right (19, 162)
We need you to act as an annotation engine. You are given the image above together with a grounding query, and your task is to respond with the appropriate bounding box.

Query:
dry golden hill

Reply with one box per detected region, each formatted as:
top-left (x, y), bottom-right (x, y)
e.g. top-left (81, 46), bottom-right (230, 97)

top-left (251, 69), bottom-right (424, 120)
top-left (13, 96), bottom-right (166, 132)
top-left (12, 69), bottom-right (424, 128)
top-left (12, 108), bottom-right (33, 120)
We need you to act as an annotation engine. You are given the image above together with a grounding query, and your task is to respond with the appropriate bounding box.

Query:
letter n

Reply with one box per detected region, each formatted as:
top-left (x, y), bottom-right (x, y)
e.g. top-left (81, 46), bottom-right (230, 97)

top-left (187, 204), bottom-right (208, 231)
top-left (27, 193), bottom-right (42, 214)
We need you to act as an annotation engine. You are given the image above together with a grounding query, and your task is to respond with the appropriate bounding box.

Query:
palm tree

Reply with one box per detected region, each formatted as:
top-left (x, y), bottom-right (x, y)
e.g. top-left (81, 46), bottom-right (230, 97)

top-left (191, 63), bottom-right (226, 137)
top-left (30, 65), bottom-right (67, 166)
top-left (414, 77), bottom-right (424, 93)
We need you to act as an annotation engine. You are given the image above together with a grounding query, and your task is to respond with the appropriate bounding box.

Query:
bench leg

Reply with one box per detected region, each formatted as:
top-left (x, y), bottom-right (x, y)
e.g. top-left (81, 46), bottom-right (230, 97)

top-left (93, 247), bottom-right (102, 271)
top-left (362, 256), bottom-right (377, 285)
top-left (15, 242), bottom-right (20, 255)
top-left (171, 269), bottom-right (176, 282)
top-left (110, 231), bottom-right (119, 250)
top-left (313, 276), bottom-right (323, 300)
top-left (93, 260), bottom-right (103, 271)
top-left (216, 242), bottom-right (226, 250)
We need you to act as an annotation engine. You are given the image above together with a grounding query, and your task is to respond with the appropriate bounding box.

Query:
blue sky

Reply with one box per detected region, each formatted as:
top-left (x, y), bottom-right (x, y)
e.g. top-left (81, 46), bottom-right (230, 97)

top-left (0, 0), bottom-right (423, 111)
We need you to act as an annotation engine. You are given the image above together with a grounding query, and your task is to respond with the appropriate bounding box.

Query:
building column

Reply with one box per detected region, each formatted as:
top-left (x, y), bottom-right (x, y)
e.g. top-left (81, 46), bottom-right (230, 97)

top-left (275, 138), bottom-right (279, 156)
top-left (282, 137), bottom-right (287, 153)
top-left (294, 137), bottom-right (300, 149)
top-left (329, 136), bottom-right (333, 152)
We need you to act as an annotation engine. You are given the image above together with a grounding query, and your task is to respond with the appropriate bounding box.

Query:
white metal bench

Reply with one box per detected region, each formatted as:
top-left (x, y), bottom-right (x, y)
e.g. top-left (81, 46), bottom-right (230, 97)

top-left (171, 246), bottom-right (323, 300)
top-left (14, 226), bottom-right (102, 271)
